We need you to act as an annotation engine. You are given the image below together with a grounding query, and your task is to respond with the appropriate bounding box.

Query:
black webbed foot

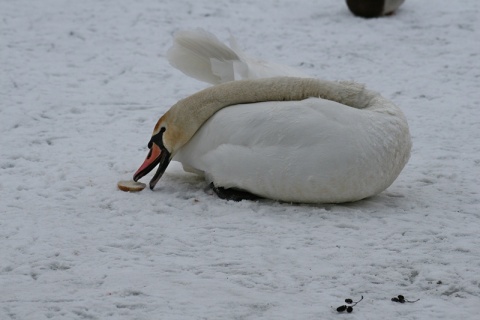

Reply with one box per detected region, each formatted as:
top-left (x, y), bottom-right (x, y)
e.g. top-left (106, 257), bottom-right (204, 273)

top-left (209, 183), bottom-right (261, 202)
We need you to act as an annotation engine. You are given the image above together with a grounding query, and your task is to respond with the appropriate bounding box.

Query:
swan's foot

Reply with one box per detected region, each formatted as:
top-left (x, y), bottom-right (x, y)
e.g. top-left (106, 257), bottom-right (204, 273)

top-left (209, 183), bottom-right (260, 202)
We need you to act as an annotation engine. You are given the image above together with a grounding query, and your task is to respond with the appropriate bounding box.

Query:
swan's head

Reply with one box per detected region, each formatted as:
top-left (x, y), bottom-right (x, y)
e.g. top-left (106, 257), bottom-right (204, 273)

top-left (133, 112), bottom-right (187, 190)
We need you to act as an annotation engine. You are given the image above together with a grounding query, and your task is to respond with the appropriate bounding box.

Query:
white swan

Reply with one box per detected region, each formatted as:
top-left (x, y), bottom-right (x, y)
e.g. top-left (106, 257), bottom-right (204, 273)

top-left (133, 30), bottom-right (411, 203)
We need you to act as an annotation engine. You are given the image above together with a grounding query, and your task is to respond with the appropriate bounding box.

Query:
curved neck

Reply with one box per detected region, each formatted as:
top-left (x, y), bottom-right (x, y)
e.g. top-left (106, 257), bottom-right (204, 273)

top-left (166, 77), bottom-right (398, 150)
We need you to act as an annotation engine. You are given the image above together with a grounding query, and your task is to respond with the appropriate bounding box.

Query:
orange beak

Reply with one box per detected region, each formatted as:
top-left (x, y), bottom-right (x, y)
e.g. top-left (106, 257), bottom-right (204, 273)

top-left (133, 143), bottom-right (171, 190)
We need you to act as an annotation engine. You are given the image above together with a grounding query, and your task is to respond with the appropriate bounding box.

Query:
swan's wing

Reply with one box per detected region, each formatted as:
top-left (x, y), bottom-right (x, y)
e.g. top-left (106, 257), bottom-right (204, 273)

top-left (167, 28), bottom-right (310, 85)
top-left (167, 29), bottom-right (239, 84)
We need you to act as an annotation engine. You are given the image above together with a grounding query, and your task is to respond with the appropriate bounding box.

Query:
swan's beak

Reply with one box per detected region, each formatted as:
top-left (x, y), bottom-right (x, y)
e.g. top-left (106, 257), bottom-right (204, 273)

top-left (133, 143), bottom-right (171, 190)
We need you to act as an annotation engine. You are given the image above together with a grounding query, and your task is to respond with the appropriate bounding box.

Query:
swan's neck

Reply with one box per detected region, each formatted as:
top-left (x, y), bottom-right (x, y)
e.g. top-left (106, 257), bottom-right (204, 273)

top-left (166, 77), bottom-right (403, 151)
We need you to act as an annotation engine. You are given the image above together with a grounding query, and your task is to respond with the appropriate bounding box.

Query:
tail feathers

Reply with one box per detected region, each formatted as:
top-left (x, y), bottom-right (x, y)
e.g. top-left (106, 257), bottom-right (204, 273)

top-left (167, 29), bottom-right (309, 85)
top-left (167, 29), bottom-right (240, 84)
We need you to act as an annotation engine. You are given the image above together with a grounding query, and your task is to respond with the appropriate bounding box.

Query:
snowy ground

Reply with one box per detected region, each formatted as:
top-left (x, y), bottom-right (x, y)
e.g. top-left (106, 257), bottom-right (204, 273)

top-left (1, 0), bottom-right (479, 319)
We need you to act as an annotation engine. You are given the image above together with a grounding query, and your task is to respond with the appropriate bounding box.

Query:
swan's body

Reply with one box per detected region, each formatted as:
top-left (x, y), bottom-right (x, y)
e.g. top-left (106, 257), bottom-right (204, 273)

top-left (175, 96), bottom-right (409, 203)
top-left (133, 30), bottom-right (411, 203)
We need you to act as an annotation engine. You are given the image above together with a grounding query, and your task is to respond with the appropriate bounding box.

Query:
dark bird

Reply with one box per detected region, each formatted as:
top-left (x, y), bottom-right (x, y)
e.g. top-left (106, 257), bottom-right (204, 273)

top-left (346, 0), bottom-right (405, 18)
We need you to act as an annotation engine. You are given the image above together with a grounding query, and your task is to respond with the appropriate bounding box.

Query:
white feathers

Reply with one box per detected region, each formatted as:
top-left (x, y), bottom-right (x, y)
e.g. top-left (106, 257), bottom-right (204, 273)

top-left (167, 29), bottom-right (239, 84)
top-left (167, 28), bottom-right (309, 84)
top-left (174, 96), bottom-right (410, 203)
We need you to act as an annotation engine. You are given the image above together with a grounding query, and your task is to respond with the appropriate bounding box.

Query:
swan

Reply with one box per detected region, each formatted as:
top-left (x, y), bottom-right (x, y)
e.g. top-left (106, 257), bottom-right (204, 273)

top-left (132, 30), bottom-right (411, 203)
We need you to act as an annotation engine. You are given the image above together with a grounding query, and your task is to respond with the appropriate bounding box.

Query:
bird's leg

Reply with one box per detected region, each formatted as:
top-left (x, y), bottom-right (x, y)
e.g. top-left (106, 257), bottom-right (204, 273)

top-left (209, 183), bottom-right (260, 202)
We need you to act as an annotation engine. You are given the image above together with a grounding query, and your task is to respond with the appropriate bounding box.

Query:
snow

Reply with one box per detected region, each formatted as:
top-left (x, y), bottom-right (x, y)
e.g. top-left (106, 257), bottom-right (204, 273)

top-left (1, 0), bottom-right (479, 319)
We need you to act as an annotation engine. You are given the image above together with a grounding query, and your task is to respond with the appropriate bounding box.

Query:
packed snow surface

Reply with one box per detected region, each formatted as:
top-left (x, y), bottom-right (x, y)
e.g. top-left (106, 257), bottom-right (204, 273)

top-left (1, 0), bottom-right (479, 319)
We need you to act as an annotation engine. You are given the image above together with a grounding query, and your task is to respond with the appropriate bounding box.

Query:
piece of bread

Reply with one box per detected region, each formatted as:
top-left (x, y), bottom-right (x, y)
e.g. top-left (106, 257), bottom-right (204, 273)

top-left (117, 180), bottom-right (146, 192)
